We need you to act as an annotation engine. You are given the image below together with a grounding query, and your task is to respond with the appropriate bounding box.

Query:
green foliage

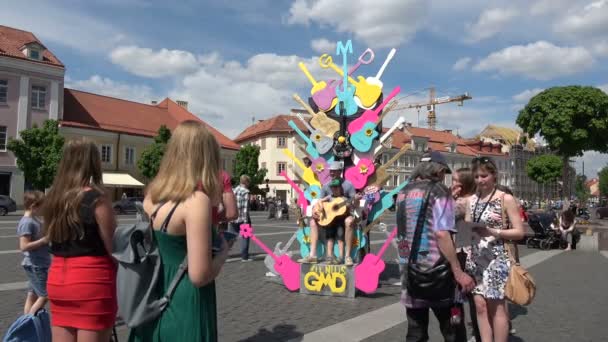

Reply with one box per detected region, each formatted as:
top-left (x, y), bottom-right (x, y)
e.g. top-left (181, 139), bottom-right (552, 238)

top-left (138, 125), bottom-right (171, 180)
top-left (526, 155), bottom-right (563, 184)
top-left (7, 120), bottom-right (64, 190)
top-left (599, 167), bottom-right (608, 199)
top-left (575, 174), bottom-right (590, 204)
top-left (232, 144), bottom-right (267, 191)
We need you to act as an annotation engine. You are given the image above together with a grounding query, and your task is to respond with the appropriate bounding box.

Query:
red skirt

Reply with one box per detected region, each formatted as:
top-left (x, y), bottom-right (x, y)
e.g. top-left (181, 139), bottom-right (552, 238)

top-left (47, 255), bottom-right (117, 330)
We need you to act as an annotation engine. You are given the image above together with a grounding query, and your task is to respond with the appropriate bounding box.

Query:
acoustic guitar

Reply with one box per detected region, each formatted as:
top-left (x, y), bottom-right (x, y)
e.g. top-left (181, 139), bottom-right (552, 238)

top-left (317, 197), bottom-right (349, 226)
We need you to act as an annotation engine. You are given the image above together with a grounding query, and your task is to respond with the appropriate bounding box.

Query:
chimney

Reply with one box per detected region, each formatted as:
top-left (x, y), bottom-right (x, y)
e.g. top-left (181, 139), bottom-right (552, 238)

top-left (151, 100), bottom-right (157, 105)
top-left (444, 129), bottom-right (452, 134)
top-left (176, 100), bottom-right (188, 109)
top-left (406, 122), bottom-right (413, 128)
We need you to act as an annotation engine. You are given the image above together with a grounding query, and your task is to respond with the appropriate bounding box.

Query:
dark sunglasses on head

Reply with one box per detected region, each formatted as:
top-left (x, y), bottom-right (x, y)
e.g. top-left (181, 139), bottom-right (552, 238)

top-left (472, 156), bottom-right (496, 167)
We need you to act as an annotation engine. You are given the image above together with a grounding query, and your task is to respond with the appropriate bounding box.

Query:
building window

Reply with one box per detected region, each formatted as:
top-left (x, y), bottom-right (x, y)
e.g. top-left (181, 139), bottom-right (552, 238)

top-left (0, 126), bottom-right (6, 151)
top-left (0, 80), bottom-right (7, 103)
top-left (124, 146), bottom-right (135, 165)
top-left (261, 162), bottom-right (267, 170)
top-left (101, 144), bottom-right (112, 163)
top-left (393, 174), bottom-right (399, 186)
top-left (31, 86), bottom-right (46, 110)
top-left (276, 162), bottom-right (286, 176)
top-left (261, 138), bottom-right (266, 150)
top-left (29, 49), bottom-right (40, 60)
top-left (277, 136), bottom-right (287, 148)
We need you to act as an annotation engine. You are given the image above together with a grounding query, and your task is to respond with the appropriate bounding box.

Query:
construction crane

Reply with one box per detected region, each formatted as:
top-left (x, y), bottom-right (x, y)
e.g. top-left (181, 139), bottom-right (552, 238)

top-left (394, 87), bottom-right (472, 130)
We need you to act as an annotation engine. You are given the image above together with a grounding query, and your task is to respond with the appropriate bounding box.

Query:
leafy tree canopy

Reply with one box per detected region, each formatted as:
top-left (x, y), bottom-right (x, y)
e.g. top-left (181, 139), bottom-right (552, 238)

top-left (138, 125), bottom-right (171, 180)
top-left (232, 144), bottom-right (267, 192)
top-left (526, 155), bottom-right (563, 184)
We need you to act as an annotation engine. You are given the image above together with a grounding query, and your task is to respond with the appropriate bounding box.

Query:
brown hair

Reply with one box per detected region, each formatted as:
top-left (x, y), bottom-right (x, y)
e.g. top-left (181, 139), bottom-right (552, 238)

top-left (561, 210), bottom-right (575, 226)
top-left (146, 121), bottom-right (221, 204)
top-left (455, 168), bottom-right (476, 197)
top-left (42, 138), bottom-right (104, 243)
top-left (23, 191), bottom-right (44, 211)
top-left (472, 156), bottom-right (498, 178)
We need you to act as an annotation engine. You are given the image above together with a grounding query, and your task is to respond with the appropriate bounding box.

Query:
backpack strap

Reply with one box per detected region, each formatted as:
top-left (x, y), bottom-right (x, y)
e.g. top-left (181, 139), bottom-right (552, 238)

top-left (159, 203), bottom-right (180, 233)
top-left (163, 256), bottom-right (188, 301)
top-left (150, 202), bottom-right (166, 221)
top-left (407, 182), bottom-right (436, 265)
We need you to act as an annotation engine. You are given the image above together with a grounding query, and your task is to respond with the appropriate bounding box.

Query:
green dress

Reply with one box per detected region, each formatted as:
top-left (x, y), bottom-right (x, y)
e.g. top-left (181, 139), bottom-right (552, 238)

top-left (128, 230), bottom-right (218, 342)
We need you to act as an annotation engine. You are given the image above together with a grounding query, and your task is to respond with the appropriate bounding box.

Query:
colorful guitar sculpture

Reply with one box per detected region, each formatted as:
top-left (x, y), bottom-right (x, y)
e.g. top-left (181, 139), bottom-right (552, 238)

top-left (350, 99), bottom-right (399, 153)
top-left (240, 224), bottom-right (300, 291)
top-left (311, 48), bottom-right (374, 111)
top-left (296, 113), bottom-right (333, 155)
top-left (304, 184), bottom-right (323, 202)
top-left (368, 143), bottom-right (410, 187)
top-left (354, 48), bottom-right (396, 109)
top-left (347, 86), bottom-right (401, 135)
top-left (296, 145), bottom-right (331, 185)
top-left (368, 179), bottom-right (411, 223)
top-left (265, 225), bottom-right (299, 276)
top-left (333, 40), bottom-right (358, 116)
top-left (298, 62), bottom-right (329, 96)
top-left (292, 93), bottom-right (340, 140)
top-left (282, 148), bottom-right (321, 187)
top-left (297, 226), bottom-right (325, 258)
top-left (354, 226), bottom-right (397, 294)
top-left (344, 158), bottom-right (375, 190)
top-left (334, 228), bottom-right (367, 261)
top-left (280, 171), bottom-right (308, 214)
top-left (288, 120), bottom-right (334, 163)
top-left (373, 116), bottom-right (407, 155)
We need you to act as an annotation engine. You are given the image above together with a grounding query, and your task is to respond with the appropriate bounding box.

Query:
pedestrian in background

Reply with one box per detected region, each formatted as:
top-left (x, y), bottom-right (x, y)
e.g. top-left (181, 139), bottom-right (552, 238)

top-left (17, 190), bottom-right (49, 315)
top-left (43, 139), bottom-right (118, 341)
top-left (130, 121), bottom-right (231, 342)
top-left (231, 175), bottom-right (252, 262)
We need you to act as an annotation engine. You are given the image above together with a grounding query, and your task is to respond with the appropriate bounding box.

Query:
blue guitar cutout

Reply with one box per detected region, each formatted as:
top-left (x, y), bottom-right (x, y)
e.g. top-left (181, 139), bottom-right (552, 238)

top-left (335, 40), bottom-right (358, 116)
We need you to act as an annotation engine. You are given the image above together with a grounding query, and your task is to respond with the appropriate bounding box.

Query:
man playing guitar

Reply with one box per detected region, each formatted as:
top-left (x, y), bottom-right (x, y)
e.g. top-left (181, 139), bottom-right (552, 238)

top-left (298, 161), bottom-right (360, 266)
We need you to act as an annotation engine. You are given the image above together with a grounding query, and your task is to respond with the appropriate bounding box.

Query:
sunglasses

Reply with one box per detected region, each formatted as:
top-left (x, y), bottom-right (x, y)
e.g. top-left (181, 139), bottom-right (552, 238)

top-left (472, 156), bottom-right (497, 167)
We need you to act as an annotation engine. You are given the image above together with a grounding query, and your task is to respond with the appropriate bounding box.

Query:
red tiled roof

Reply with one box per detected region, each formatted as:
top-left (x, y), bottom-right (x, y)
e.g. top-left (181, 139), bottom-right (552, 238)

top-left (399, 126), bottom-right (505, 156)
top-left (0, 25), bottom-right (63, 67)
top-left (234, 114), bottom-right (308, 143)
top-left (62, 89), bottom-right (239, 150)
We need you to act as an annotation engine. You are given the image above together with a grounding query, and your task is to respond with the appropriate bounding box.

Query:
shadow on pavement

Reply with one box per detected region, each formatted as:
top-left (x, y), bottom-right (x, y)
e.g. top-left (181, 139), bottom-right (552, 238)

top-left (509, 303), bottom-right (528, 319)
top-left (238, 324), bottom-right (303, 342)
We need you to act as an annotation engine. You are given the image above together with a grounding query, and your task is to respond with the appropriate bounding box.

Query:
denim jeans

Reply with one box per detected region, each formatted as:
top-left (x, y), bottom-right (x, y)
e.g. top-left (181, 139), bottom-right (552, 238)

top-left (230, 222), bottom-right (250, 260)
top-left (406, 306), bottom-right (458, 342)
top-left (23, 265), bottom-right (49, 297)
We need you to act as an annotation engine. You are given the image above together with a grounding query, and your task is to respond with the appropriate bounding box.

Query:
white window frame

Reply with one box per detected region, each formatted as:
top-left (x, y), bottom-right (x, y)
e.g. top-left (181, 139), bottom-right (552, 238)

top-left (0, 80), bottom-right (7, 104)
top-left (124, 146), bottom-right (135, 166)
top-left (101, 144), bottom-right (113, 164)
top-left (0, 126), bottom-right (7, 152)
top-left (29, 49), bottom-right (40, 60)
top-left (31, 85), bottom-right (46, 110)
top-left (277, 136), bottom-right (287, 148)
top-left (276, 162), bottom-right (286, 176)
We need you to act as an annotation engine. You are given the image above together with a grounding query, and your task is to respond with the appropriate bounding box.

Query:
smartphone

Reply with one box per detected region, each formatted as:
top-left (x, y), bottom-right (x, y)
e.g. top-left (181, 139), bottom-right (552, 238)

top-left (212, 231), bottom-right (238, 255)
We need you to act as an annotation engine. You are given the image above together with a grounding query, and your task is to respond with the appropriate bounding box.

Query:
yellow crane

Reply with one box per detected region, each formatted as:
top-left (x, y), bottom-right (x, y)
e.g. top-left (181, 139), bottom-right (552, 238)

top-left (394, 87), bottom-right (472, 130)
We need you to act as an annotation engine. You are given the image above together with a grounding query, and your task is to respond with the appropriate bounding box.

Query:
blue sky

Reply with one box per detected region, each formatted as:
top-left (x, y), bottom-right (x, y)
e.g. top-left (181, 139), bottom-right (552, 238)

top-left (2, 0), bottom-right (607, 177)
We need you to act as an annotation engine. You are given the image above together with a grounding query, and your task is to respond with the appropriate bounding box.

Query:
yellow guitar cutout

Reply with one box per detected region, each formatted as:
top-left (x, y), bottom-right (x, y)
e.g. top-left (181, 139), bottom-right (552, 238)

top-left (282, 149), bottom-right (321, 187)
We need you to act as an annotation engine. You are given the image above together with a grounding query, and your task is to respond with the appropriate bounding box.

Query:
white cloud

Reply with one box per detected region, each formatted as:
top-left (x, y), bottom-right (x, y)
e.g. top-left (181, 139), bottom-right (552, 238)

top-left (65, 75), bottom-right (157, 103)
top-left (599, 84), bottom-right (608, 93)
top-left (287, 0), bottom-right (429, 48)
top-left (310, 38), bottom-right (335, 54)
top-left (109, 46), bottom-right (200, 78)
top-left (465, 8), bottom-right (519, 43)
top-left (530, 0), bottom-right (573, 15)
top-left (473, 41), bottom-right (595, 80)
top-left (593, 41), bottom-right (608, 57)
top-left (554, 0), bottom-right (608, 38)
top-left (575, 151), bottom-right (608, 178)
top-left (512, 88), bottom-right (544, 103)
top-left (452, 57), bottom-right (472, 71)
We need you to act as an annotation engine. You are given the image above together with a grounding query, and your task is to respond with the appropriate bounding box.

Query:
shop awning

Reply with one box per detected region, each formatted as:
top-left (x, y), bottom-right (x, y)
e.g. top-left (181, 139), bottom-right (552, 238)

top-left (102, 172), bottom-right (145, 188)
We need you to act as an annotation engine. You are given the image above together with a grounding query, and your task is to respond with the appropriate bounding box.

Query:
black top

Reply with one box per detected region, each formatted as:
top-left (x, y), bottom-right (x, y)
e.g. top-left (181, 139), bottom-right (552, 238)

top-left (50, 190), bottom-right (108, 257)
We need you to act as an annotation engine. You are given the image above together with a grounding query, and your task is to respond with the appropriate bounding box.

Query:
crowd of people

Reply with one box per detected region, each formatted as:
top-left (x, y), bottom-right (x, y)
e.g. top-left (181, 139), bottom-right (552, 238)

top-left (10, 119), bottom-right (560, 342)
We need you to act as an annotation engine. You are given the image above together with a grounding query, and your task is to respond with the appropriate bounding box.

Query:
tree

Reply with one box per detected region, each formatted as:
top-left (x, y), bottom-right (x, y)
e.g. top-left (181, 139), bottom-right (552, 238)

top-left (232, 144), bottom-right (267, 193)
top-left (7, 119), bottom-right (64, 190)
top-left (526, 155), bottom-right (563, 205)
top-left (138, 125), bottom-right (171, 180)
top-left (575, 174), bottom-right (590, 205)
top-left (517, 86), bottom-right (608, 199)
top-left (599, 167), bottom-right (608, 203)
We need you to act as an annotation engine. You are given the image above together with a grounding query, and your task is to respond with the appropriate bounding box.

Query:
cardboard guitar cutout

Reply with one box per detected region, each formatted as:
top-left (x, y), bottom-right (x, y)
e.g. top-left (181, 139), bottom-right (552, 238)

top-left (282, 148), bottom-right (321, 187)
top-left (296, 145), bottom-right (331, 185)
top-left (296, 113), bottom-right (333, 155)
top-left (354, 226), bottom-right (397, 294)
top-left (344, 158), bottom-right (375, 190)
top-left (333, 40), bottom-right (358, 116)
top-left (280, 171), bottom-right (308, 214)
top-left (350, 100), bottom-right (399, 153)
top-left (348, 86), bottom-right (401, 135)
top-left (354, 48), bottom-right (396, 109)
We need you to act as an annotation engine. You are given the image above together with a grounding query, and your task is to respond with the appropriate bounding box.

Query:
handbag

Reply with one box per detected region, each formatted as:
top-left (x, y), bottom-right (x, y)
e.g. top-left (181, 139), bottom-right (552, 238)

top-left (406, 182), bottom-right (456, 301)
top-left (501, 195), bottom-right (536, 305)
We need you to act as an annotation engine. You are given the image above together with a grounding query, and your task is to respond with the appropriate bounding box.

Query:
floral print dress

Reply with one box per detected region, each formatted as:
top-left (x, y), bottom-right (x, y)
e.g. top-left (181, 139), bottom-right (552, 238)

top-left (465, 195), bottom-right (510, 299)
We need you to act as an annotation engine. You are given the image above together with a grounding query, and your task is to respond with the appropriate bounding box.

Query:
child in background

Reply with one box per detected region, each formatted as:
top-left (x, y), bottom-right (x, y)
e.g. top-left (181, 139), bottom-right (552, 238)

top-left (17, 191), bottom-right (50, 314)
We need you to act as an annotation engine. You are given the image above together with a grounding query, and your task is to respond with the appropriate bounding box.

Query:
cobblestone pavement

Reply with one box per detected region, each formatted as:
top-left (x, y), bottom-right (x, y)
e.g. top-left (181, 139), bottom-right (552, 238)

top-left (1, 212), bottom-right (607, 341)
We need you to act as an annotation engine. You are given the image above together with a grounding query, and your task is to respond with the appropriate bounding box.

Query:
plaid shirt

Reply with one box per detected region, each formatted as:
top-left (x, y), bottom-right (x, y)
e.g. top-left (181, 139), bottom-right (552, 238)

top-left (233, 185), bottom-right (250, 223)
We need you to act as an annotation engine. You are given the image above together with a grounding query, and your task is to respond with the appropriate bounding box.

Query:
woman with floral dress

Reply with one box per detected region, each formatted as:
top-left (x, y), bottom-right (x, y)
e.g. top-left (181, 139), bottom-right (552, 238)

top-left (465, 157), bottom-right (524, 342)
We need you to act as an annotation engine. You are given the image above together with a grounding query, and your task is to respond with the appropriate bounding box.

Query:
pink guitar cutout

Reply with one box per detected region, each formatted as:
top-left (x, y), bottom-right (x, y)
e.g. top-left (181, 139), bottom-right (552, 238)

top-left (344, 158), bottom-right (375, 190)
top-left (354, 226), bottom-right (397, 294)
top-left (347, 86), bottom-right (401, 135)
top-left (280, 171), bottom-right (308, 214)
top-left (240, 224), bottom-right (301, 291)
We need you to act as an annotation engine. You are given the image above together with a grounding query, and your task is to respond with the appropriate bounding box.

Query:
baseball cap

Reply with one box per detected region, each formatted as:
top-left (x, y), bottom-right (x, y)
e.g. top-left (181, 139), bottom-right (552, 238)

top-left (329, 178), bottom-right (342, 187)
top-left (329, 161), bottom-right (343, 171)
top-left (420, 151), bottom-right (452, 174)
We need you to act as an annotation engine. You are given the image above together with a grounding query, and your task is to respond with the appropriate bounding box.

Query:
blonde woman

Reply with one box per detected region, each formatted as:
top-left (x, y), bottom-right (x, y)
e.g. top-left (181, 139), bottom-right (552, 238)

top-left (44, 139), bottom-right (117, 342)
top-left (129, 121), bottom-right (230, 342)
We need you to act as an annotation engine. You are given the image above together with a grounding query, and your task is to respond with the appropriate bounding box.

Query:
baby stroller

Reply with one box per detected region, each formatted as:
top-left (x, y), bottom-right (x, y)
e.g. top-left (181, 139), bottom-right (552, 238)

top-left (280, 202), bottom-right (290, 220)
top-left (526, 212), bottom-right (567, 250)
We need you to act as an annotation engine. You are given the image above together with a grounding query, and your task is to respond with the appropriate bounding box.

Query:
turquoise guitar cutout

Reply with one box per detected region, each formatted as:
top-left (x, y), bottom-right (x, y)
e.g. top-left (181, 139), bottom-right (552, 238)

top-left (332, 228), bottom-right (367, 261)
top-left (368, 179), bottom-right (411, 223)
top-left (335, 40), bottom-right (357, 116)
top-left (288, 120), bottom-right (335, 163)
top-left (350, 122), bottom-right (379, 152)
top-left (304, 184), bottom-right (323, 202)
top-left (297, 226), bottom-right (325, 258)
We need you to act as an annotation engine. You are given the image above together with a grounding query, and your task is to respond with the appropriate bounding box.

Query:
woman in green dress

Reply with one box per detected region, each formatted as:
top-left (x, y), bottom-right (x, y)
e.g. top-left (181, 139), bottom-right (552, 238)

top-left (129, 120), bottom-right (232, 342)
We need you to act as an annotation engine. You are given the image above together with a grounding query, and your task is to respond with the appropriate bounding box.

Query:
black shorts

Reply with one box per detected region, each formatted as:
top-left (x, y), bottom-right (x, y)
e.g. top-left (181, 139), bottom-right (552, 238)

top-left (324, 216), bottom-right (346, 240)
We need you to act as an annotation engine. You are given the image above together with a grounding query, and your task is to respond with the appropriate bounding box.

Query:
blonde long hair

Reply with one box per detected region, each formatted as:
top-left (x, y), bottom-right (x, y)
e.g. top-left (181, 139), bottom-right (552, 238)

top-left (43, 138), bottom-right (104, 242)
top-left (146, 120), bottom-right (221, 204)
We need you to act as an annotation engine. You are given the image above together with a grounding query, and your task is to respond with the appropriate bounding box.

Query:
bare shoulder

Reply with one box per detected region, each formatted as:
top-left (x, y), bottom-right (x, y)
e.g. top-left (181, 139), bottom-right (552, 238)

top-left (182, 191), bottom-right (211, 212)
top-left (501, 193), bottom-right (518, 206)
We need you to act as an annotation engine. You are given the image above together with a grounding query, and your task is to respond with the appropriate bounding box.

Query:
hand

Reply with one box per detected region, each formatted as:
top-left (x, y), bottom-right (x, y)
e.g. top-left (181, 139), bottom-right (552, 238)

top-left (454, 270), bottom-right (475, 293)
top-left (40, 236), bottom-right (49, 244)
top-left (451, 185), bottom-right (462, 199)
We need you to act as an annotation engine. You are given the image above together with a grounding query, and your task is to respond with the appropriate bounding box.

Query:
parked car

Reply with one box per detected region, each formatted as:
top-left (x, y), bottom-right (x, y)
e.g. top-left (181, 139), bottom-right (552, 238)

top-left (0, 195), bottom-right (17, 216)
top-left (595, 206), bottom-right (608, 219)
top-left (112, 197), bottom-right (143, 215)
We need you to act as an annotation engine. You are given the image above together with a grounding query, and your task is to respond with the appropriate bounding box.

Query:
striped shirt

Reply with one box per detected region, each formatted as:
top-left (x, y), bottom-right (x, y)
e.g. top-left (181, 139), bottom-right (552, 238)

top-left (233, 184), bottom-right (250, 223)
